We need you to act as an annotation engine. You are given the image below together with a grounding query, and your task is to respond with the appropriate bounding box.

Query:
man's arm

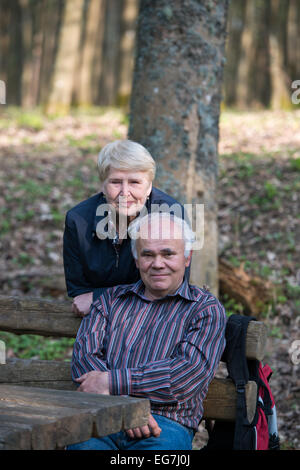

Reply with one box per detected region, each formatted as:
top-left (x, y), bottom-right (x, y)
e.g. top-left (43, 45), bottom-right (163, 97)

top-left (71, 300), bottom-right (109, 381)
top-left (108, 300), bottom-right (226, 405)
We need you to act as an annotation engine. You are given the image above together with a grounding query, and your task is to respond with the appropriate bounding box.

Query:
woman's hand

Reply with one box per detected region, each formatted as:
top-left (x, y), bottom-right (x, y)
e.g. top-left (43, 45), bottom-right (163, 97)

top-left (72, 292), bottom-right (93, 316)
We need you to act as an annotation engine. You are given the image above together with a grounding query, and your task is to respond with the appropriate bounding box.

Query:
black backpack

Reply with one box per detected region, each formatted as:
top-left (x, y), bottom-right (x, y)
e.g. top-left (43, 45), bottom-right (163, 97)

top-left (202, 314), bottom-right (280, 450)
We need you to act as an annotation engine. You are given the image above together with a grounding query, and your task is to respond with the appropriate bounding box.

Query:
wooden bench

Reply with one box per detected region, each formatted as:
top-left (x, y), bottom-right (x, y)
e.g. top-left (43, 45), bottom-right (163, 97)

top-left (0, 295), bottom-right (268, 425)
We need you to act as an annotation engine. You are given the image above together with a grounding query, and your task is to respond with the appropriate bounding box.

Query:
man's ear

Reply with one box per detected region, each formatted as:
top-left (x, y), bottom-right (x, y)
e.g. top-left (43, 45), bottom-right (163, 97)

top-left (185, 250), bottom-right (193, 267)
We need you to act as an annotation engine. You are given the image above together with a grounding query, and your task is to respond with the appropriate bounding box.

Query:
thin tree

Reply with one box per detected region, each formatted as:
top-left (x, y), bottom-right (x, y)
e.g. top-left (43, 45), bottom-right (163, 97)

top-left (129, 0), bottom-right (229, 294)
top-left (46, 0), bottom-right (84, 114)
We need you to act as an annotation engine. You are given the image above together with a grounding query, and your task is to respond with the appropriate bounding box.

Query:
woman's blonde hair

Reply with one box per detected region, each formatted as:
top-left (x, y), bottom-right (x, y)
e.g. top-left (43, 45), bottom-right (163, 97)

top-left (97, 140), bottom-right (156, 183)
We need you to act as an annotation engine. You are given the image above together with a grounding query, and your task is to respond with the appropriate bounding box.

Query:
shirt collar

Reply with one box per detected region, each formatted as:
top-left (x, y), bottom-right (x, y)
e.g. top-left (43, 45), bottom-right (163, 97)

top-left (116, 277), bottom-right (196, 302)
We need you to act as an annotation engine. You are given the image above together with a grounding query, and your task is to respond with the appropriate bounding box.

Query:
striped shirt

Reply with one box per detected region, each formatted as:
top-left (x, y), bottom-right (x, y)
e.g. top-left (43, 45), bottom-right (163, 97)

top-left (71, 279), bottom-right (227, 431)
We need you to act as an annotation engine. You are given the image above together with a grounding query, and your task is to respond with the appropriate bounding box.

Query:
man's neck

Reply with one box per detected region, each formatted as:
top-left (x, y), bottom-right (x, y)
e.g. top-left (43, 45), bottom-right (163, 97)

top-left (144, 280), bottom-right (184, 301)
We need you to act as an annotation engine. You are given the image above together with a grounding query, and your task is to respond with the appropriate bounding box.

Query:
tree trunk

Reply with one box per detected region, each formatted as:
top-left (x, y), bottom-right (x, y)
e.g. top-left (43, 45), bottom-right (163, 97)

top-left (39, 0), bottom-right (64, 106)
top-left (75, 0), bottom-right (106, 106)
top-left (129, 0), bottom-right (229, 295)
top-left (1, 0), bottom-right (22, 105)
top-left (45, 0), bottom-right (84, 114)
top-left (223, 0), bottom-right (247, 107)
top-left (269, 0), bottom-right (291, 110)
top-left (117, 0), bottom-right (139, 107)
top-left (98, 0), bottom-right (123, 105)
top-left (287, 0), bottom-right (300, 80)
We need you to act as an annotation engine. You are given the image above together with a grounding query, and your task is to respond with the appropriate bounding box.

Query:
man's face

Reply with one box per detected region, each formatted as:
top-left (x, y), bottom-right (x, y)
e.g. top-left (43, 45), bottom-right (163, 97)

top-left (135, 219), bottom-right (192, 300)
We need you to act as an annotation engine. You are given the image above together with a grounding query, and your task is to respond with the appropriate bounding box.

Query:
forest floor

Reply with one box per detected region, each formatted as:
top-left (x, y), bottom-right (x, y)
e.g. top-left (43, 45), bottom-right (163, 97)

top-left (0, 106), bottom-right (299, 450)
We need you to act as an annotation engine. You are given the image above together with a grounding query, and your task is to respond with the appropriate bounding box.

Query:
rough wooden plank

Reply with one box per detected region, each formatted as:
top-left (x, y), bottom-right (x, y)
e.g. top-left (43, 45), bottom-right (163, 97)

top-left (0, 361), bottom-right (258, 422)
top-left (0, 295), bottom-right (80, 337)
top-left (0, 404), bottom-right (93, 450)
top-left (203, 378), bottom-right (257, 422)
top-left (0, 358), bottom-right (75, 388)
top-left (0, 421), bottom-right (32, 450)
top-left (246, 321), bottom-right (268, 361)
top-left (0, 385), bottom-right (150, 442)
top-left (0, 295), bottom-right (267, 359)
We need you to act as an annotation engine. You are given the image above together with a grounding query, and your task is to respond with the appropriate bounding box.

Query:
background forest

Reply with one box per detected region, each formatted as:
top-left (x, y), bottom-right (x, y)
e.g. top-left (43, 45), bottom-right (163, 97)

top-left (0, 0), bottom-right (299, 450)
top-left (1, 0), bottom-right (300, 110)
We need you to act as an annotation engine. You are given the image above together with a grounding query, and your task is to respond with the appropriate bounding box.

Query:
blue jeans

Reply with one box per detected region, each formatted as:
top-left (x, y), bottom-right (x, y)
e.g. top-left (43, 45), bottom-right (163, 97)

top-left (67, 414), bottom-right (194, 450)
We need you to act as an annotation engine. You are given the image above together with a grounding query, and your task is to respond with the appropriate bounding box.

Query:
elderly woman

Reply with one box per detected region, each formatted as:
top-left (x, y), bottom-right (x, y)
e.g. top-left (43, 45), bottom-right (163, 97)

top-left (63, 139), bottom-right (187, 316)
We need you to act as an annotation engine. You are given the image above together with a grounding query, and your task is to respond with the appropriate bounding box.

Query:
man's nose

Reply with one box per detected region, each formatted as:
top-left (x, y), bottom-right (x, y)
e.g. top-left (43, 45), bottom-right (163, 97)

top-left (152, 255), bottom-right (164, 269)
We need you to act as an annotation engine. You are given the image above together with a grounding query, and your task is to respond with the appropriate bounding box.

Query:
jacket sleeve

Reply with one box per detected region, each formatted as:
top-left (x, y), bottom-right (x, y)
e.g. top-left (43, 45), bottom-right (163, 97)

top-left (63, 212), bottom-right (95, 298)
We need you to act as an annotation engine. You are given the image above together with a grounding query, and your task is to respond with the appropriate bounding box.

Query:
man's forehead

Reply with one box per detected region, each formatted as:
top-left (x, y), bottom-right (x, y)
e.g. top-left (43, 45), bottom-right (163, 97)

top-left (138, 237), bottom-right (184, 252)
top-left (138, 217), bottom-right (184, 240)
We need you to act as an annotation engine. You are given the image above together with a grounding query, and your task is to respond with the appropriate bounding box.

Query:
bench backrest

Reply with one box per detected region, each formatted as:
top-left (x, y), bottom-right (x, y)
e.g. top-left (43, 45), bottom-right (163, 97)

top-left (0, 295), bottom-right (268, 423)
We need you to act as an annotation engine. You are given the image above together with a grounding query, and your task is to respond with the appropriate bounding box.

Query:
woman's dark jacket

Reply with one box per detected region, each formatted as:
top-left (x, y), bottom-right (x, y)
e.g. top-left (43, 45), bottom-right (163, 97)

top-left (63, 187), bottom-right (188, 301)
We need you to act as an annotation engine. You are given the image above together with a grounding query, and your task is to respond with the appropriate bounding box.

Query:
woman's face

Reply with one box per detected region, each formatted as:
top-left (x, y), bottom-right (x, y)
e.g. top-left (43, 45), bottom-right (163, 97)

top-left (102, 168), bottom-right (152, 218)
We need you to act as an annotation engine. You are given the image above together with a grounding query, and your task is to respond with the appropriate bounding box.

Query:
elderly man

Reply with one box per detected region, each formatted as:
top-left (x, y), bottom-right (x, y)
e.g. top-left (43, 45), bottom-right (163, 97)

top-left (68, 213), bottom-right (226, 450)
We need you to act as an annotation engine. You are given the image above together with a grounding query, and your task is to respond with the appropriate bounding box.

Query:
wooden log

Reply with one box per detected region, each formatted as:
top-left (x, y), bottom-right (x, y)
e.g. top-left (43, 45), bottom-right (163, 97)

top-left (219, 258), bottom-right (274, 316)
top-left (0, 359), bottom-right (257, 422)
top-left (0, 295), bottom-right (268, 360)
top-left (203, 378), bottom-right (257, 423)
top-left (0, 358), bottom-right (76, 390)
top-left (0, 402), bottom-right (94, 450)
top-left (0, 295), bottom-right (80, 337)
top-left (0, 422), bottom-right (32, 450)
top-left (0, 384), bottom-right (150, 449)
top-left (246, 320), bottom-right (268, 361)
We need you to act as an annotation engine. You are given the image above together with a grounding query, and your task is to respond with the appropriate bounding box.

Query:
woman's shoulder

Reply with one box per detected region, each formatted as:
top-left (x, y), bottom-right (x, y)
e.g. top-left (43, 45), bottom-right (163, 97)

top-left (67, 192), bottom-right (104, 217)
top-left (65, 192), bottom-right (105, 225)
top-left (150, 187), bottom-right (183, 207)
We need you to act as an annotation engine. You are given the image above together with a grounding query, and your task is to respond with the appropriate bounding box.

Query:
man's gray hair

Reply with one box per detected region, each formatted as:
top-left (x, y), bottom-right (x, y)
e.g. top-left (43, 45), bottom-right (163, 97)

top-left (128, 212), bottom-right (195, 259)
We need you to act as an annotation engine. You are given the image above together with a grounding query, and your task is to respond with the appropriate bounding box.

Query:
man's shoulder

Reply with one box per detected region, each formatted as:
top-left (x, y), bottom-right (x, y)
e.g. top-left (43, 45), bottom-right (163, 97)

top-left (92, 283), bottom-right (137, 308)
top-left (188, 284), bottom-right (226, 311)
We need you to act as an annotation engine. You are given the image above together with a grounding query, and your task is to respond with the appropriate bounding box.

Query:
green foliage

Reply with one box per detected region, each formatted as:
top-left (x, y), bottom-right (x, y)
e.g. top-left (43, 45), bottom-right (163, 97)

top-left (290, 158), bottom-right (300, 172)
top-left (221, 294), bottom-right (244, 317)
top-left (16, 113), bottom-right (44, 131)
top-left (0, 332), bottom-right (74, 361)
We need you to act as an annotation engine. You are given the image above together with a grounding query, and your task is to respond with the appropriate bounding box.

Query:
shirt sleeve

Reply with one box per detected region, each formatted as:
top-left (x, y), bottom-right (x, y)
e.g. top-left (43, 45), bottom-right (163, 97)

top-left (71, 300), bottom-right (109, 382)
top-left (108, 299), bottom-right (226, 404)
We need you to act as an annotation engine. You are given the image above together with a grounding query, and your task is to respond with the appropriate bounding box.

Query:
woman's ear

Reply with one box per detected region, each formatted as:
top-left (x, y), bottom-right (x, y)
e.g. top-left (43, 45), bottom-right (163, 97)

top-left (146, 182), bottom-right (152, 197)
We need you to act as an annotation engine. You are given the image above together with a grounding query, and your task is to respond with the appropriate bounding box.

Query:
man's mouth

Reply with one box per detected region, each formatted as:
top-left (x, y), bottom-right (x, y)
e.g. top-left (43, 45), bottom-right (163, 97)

top-left (150, 273), bottom-right (169, 278)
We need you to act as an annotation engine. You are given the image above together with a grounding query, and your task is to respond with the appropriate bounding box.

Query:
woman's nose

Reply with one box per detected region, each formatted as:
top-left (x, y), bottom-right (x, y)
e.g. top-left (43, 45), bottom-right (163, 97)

top-left (120, 181), bottom-right (129, 196)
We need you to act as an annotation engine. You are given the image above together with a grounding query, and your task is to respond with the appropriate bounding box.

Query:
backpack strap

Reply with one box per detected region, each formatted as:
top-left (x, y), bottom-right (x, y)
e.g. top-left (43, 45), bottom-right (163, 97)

top-left (223, 314), bottom-right (256, 449)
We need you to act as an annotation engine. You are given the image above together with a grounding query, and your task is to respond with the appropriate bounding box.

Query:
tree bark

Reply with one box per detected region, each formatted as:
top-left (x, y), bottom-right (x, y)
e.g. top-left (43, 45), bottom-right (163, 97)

top-left (98, 0), bottom-right (123, 105)
top-left (269, 0), bottom-right (292, 109)
top-left (128, 0), bottom-right (229, 294)
top-left (117, 0), bottom-right (139, 107)
top-left (45, 0), bottom-right (85, 114)
top-left (75, 0), bottom-right (106, 106)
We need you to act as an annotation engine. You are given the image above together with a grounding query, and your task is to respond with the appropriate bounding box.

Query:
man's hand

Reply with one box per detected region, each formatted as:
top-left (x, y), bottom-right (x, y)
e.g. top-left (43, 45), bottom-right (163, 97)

top-left (126, 414), bottom-right (161, 440)
top-left (75, 371), bottom-right (109, 395)
top-left (72, 292), bottom-right (93, 316)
